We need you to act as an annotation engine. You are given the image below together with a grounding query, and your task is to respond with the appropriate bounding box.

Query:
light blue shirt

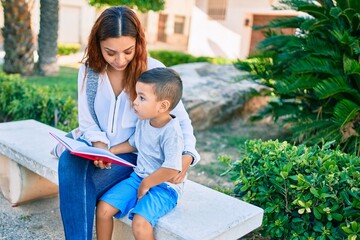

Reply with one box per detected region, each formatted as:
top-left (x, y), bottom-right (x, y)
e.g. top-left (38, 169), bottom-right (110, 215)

top-left (129, 117), bottom-right (185, 196)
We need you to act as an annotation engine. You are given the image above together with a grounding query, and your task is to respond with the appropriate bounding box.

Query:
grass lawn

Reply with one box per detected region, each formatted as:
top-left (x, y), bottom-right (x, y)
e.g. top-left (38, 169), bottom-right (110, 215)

top-left (25, 66), bottom-right (79, 99)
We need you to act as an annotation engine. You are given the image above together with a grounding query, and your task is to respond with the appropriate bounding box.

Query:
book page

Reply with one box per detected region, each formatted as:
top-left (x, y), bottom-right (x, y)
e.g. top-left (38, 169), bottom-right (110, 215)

top-left (50, 132), bottom-right (87, 151)
top-left (50, 132), bottom-right (136, 167)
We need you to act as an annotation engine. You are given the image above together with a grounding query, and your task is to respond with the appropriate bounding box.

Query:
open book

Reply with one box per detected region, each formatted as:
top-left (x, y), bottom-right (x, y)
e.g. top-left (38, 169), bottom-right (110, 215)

top-left (50, 132), bottom-right (136, 168)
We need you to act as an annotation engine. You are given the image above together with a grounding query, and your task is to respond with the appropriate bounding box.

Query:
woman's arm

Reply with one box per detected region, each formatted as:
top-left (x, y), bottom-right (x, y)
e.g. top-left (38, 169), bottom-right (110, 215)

top-left (171, 101), bottom-right (200, 166)
top-left (169, 101), bottom-right (201, 184)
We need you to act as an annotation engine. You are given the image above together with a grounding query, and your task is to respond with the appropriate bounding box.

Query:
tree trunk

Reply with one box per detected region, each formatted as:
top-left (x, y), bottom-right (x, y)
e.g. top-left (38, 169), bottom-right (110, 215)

top-left (37, 0), bottom-right (59, 76)
top-left (1, 0), bottom-right (35, 75)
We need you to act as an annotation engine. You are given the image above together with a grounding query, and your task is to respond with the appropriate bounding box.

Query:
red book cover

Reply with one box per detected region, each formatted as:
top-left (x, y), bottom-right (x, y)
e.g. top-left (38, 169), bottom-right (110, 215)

top-left (50, 132), bottom-right (136, 168)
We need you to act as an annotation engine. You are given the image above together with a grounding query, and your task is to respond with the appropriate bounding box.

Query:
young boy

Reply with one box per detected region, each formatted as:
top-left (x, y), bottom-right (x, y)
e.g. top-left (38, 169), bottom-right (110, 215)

top-left (96, 67), bottom-right (186, 240)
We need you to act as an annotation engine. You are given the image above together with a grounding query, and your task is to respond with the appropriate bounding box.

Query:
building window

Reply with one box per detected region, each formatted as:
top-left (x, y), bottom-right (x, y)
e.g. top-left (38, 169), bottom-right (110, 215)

top-left (174, 15), bottom-right (185, 34)
top-left (208, 0), bottom-right (227, 20)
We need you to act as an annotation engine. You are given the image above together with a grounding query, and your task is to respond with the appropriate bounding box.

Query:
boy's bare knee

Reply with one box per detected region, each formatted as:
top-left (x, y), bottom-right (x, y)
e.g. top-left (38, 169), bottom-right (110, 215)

top-left (132, 214), bottom-right (153, 238)
top-left (132, 214), bottom-right (147, 230)
top-left (96, 200), bottom-right (113, 220)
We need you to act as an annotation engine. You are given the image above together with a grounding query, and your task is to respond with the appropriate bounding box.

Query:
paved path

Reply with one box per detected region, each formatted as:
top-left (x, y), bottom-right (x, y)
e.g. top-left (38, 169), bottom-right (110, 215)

top-left (0, 193), bottom-right (64, 240)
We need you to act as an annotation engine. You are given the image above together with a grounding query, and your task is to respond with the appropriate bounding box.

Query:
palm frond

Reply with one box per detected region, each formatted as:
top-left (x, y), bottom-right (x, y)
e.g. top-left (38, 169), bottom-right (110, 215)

top-left (332, 99), bottom-right (360, 128)
top-left (305, 36), bottom-right (341, 59)
top-left (291, 118), bottom-right (339, 143)
top-left (297, 5), bottom-right (330, 20)
top-left (290, 57), bottom-right (342, 76)
top-left (351, 13), bottom-right (360, 35)
top-left (256, 34), bottom-right (301, 51)
top-left (246, 0), bottom-right (360, 155)
top-left (314, 76), bottom-right (360, 100)
top-left (336, 0), bottom-right (360, 12)
top-left (344, 58), bottom-right (360, 76)
top-left (275, 75), bottom-right (321, 94)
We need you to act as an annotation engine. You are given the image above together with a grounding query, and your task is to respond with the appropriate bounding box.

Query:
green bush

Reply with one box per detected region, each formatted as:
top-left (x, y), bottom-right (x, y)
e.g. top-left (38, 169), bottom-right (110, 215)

top-left (0, 71), bottom-right (78, 131)
top-left (235, 0), bottom-right (360, 155)
top-left (58, 43), bottom-right (81, 56)
top-left (221, 139), bottom-right (360, 239)
top-left (149, 50), bottom-right (232, 66)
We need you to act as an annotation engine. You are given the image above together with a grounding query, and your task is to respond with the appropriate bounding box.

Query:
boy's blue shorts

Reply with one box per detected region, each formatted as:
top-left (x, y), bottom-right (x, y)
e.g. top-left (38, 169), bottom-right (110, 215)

top-left (100, 171), bottom-right (178, 227)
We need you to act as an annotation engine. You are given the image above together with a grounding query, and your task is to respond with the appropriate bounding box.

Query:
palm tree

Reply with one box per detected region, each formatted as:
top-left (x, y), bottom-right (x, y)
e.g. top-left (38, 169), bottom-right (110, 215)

top-left (236, 0), bottom-right (360, 155)
top-left (36, 0), bottom-right (59, 76)
top-left (1, 0), bottom-right (35, 75)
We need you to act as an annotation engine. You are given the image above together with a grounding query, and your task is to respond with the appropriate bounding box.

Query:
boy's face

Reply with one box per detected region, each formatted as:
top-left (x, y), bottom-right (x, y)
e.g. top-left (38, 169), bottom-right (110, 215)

top-left (133, 82), bottom-right (163, 120)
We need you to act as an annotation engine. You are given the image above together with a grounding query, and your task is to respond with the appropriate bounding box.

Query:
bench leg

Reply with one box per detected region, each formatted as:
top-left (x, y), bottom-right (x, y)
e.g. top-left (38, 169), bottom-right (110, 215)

top-left (0, 155), bottom-right (58, 205)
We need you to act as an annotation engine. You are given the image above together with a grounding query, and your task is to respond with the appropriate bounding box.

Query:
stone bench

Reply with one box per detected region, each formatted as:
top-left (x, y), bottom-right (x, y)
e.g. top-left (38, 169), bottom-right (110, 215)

top-left (0, 119), bottom-right (264, 239)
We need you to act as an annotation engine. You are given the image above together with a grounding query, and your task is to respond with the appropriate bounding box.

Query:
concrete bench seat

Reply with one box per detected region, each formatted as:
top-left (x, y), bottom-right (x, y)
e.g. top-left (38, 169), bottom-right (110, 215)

top-left (0, 119), bottom-right (264, 240)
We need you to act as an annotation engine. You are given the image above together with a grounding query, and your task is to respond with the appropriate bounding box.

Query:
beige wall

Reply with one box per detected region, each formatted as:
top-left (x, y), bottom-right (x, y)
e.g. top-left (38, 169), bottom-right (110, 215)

top-left (187, 0), bottom-right (297, 59)
top-left (141, 0), bottom-right (194, 51)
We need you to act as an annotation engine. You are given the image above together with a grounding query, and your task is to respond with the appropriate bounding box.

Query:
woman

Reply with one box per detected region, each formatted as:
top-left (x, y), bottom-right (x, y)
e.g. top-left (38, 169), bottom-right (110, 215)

top-left (58, 6), bottom-right (200, 239)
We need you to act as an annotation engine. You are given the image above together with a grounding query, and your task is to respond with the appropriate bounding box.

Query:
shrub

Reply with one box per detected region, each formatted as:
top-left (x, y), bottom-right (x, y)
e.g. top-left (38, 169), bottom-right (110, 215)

top-left (0, 71), bottom-right (77, 131)
top-left (58, 43), bottom-right (81, 56)
top-left (235, 0), bottom-right (360, 155)
top-left (221, 139), bottom-right (360, 239)
top-left (149, 50), bottom-right (233, 66)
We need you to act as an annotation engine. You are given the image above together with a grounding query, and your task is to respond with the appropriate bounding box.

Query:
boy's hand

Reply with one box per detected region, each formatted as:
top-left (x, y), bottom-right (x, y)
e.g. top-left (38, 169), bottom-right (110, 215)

top-left (170, 171), bottom-right (187, 183)
top-left (137, 182), bottom-right (150, 201)
top-left (169, 154), bottom-right (192, 184)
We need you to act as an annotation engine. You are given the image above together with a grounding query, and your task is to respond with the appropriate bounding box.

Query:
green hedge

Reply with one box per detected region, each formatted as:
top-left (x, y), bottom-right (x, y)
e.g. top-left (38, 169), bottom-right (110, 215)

top-left (58, 43), bottom-right (81, 56)
top-left (221, 140), bottom-right (360, 239)
top-left (149, 50), bottom-right (232, 66)
top-left (0, 71), bottom-right (77, 131)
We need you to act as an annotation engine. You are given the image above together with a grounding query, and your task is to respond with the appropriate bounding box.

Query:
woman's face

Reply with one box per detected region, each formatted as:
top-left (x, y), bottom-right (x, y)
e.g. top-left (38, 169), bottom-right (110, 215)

top-left (100, 36), bottom-right (136, 71)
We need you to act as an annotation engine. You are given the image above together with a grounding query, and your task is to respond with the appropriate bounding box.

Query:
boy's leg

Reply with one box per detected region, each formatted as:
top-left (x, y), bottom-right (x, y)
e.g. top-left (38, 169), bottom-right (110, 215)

top-left (132, 214), bottom-right (154, 240)
top-left (96, 200), bottom-right (119, 240)
top-left (130, 183), bottom-right (178, 239)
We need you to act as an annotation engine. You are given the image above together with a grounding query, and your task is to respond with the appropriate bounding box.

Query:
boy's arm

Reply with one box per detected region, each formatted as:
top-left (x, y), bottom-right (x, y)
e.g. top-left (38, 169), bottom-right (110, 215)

top-left (138, 167), bottom-right (179, 200)
top-left (110, 141), bottom-right (137, 155)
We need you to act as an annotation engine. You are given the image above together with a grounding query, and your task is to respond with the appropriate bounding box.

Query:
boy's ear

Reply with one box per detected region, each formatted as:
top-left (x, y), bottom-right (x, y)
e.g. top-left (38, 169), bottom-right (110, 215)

top-left (159, 100), bottom-right (171, 112)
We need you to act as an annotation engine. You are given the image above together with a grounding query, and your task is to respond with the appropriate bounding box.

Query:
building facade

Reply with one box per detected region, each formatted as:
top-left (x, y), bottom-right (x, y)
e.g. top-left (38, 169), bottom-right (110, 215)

top-left (0, 0), bottom-right (298, 59)
top-left (187, 0), bottom-right (298, 59)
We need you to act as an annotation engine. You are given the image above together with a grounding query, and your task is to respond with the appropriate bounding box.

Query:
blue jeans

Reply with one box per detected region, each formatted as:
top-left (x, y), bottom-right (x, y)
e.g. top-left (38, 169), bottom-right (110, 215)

top-left (58, 149), bottom-right (137, 240)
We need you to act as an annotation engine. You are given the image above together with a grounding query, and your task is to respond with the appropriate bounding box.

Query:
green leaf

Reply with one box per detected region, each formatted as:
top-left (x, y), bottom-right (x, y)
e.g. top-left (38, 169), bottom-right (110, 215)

top-left (314, 207), bottom-right (322, 220)
top-left (351, 221), bottom-right (358, 231)
top-left (329, 7), bottom-right (342, 18)
top-left (331, 213), bottom-right (343, 221)
top-left (310, 187), bottom-right (320, 197)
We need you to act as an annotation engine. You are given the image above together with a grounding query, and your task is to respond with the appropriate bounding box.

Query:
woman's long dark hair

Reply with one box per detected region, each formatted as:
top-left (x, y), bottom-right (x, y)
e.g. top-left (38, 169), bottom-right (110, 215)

top-left (82, 6), bottom-right (147, 101)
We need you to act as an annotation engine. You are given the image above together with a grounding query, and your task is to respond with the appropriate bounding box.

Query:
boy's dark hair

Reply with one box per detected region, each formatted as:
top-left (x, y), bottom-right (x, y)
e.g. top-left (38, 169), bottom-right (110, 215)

top-left (137, 67), bottom-right (183, 110)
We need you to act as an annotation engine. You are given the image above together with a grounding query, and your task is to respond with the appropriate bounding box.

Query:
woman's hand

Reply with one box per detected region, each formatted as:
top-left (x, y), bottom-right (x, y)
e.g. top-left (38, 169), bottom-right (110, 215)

top-left (93, 160), bottom-right (112, 169)
top-left (168, 154), bottom-right (192, 184)
top-left (92, 141), bottom-right (112, 169)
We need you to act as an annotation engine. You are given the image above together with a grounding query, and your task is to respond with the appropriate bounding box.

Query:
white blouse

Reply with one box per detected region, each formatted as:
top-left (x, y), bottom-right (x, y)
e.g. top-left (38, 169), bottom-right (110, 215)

top-left (77, 57), bottom-right (200, 165)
